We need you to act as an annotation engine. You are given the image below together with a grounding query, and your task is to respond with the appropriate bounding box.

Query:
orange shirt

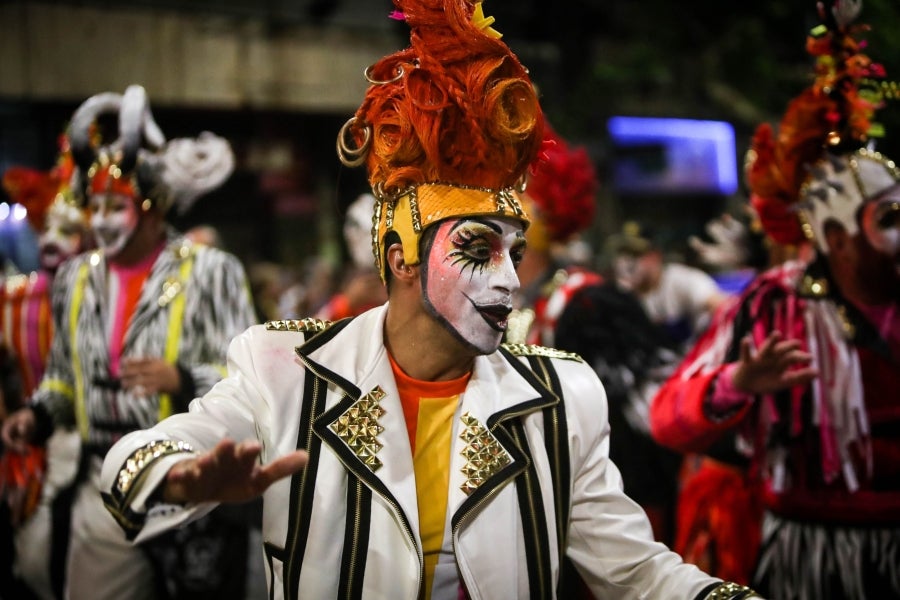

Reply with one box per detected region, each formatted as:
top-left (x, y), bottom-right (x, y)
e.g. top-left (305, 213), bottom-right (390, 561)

top-left (389, 354), bottom-right (470, 599)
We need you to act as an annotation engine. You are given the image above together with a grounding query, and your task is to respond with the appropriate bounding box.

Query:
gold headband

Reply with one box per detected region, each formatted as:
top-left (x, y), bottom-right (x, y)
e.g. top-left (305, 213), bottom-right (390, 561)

top-left (373, 182), bottom-right (530, 280)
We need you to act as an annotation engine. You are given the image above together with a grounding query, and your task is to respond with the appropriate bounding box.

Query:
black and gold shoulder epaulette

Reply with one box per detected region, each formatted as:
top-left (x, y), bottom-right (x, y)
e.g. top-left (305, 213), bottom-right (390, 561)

top-left (501, 343), bottom-right (583, 363)
top-left (266, 318), bottom-right (333, 334)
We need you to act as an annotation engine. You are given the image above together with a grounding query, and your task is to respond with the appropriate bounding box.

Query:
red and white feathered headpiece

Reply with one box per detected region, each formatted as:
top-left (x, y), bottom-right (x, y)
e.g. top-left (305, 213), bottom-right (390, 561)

top-left (68, 85), bottom-right (234, 216)
top-left (517, 126), bottom-right (598, 252)
top-left (745, 0), bottom-right (898, 254)
top-left (2, 134), bottom-right (85, 234)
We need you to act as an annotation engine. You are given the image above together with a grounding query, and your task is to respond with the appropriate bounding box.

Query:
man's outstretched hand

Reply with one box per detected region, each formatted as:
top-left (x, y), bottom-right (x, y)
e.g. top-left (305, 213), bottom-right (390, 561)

top-left (731, 331), bottom-right (818, 395)
top-left (162, 439), bottom-right (308, 505)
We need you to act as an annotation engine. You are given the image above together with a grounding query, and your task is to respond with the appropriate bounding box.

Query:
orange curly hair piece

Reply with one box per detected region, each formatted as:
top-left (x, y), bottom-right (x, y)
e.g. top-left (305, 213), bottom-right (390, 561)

top-left (745, 2), bottom-right (886, 245)
top-left (2, 167), bottom-right (58, 232)
top-left (350, 0), bottom-right (543, 196)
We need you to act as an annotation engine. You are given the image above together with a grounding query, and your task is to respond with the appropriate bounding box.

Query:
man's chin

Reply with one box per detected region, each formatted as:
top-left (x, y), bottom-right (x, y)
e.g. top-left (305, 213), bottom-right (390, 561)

top-left (97, 242), bottom-right (126, 258)
top-left (444, 325), bottom-right (503, 357)
top-left (467, 331), bottom-right (504, 356)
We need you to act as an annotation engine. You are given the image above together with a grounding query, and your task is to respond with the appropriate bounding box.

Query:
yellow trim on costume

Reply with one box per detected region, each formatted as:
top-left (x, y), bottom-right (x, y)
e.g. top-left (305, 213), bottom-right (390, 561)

top-left (71, 261), bottom-right (91, 440)
top-left (158, 252), bottom-right (195, 420)
top-left (39, 379), bottom-right (75, 399)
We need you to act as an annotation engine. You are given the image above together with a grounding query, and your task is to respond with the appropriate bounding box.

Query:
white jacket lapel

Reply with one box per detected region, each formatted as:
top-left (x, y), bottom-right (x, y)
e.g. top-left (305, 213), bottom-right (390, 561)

top-left (302, 307), bottom-right (422, 540)
top-left (302, 306), bottom-right (557, 550)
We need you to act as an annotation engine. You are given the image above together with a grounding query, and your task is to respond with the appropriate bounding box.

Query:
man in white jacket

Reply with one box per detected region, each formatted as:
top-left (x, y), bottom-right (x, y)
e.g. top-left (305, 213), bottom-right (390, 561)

top-left (99, 1), bottom-right (759, 598)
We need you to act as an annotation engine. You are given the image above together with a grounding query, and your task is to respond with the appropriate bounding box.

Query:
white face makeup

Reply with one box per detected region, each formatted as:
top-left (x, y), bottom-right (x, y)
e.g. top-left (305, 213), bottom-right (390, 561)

top-left (38, 202), bottom-right (85, 272)
top-left (860, 187), bottom-right (900, 276)
top-left (88, 193), bottom-right (139, 259)
top-left (422, 217), bottom-right (525, 354)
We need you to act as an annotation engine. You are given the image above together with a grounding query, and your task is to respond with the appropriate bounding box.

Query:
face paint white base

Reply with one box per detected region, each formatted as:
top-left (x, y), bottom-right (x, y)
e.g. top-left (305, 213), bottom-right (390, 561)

top-left (89, 194), bottom-right (140, 259)
top-left (860, 195), bottom-right (900, 278)
top-left (422, 218), bottom-right (525, 355)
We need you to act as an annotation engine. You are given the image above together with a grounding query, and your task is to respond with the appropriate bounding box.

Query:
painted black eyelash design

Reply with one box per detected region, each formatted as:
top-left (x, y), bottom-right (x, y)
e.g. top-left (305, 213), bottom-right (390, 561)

top-left (510, 245), bottom-right (526, 267)
top-left (448, 229), bottom-right (490, 277)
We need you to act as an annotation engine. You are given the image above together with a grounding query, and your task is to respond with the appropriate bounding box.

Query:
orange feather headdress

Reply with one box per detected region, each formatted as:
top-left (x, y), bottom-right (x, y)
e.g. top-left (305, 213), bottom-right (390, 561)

top-left (2, 134), bottom-right (82, 233)
top-left (337, 0), bottom-right (544, 279)
top-left (745, 0), bottom-right (898, 251)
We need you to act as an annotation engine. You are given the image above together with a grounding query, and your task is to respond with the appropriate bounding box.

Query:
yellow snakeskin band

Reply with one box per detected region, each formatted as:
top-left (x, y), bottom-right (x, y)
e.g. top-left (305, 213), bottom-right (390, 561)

top-left (373, 182), bottom-right (530, 280)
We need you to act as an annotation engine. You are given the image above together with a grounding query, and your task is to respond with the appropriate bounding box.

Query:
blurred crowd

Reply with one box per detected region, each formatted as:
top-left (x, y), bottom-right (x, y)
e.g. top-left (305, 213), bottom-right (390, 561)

top-left (0, 1), bottom-right (898, 599)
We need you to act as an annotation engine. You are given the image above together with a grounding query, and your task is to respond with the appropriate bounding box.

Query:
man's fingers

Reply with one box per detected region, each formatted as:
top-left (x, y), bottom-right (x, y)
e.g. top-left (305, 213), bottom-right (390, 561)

top-left (121, 357), bottom-right (150, 368)
top-left (233, 441), bottom-right (263, 475)
top-left (210, 438), bottom-right (238, 462)
top-left (167, 442), bottom-right (307, 503)
top-left (234, 440), bottom-right (263, 461)
top-left (782, 367), bottom-right (818, 388)
top-left (167, 457), bottom-right (200, 484)
top-left (253, 451), bottom-right (309, 490)
top-left (739, 335), bottom-right (753, 363)
top-left (768, 342), bottom-right (810, 375)
top-left (771, 338), bottom-right (803, 356)
top-left (757, 331), bottom-right (783, 355)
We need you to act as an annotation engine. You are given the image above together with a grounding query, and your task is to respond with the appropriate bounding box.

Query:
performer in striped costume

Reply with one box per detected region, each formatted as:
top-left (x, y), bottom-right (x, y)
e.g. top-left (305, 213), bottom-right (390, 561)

top-left (1, 139), bottom-right (89, 400)
top-left (1, 85), bottom-right (257, 600)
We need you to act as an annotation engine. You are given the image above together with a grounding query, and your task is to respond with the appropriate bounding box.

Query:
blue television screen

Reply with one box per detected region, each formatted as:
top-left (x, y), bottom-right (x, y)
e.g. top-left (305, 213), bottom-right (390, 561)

top-left (607, 116), bottom-right (738, 196)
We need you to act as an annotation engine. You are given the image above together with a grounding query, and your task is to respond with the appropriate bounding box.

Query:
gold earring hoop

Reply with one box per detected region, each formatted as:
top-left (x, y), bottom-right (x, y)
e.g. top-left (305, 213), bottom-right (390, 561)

top-left (373, 181), bottom-right (391, 201)
top-left (364, 64), bottom-right (405, 85)
top-left (337, 117), bottom-right (371, 167)
top-left (141, 199), bottom-right (152, 212)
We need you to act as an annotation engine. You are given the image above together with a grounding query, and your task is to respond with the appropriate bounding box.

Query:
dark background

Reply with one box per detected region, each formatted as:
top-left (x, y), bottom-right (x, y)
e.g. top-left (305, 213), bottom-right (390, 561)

top-left (2, 0), bottom-right (899, 269)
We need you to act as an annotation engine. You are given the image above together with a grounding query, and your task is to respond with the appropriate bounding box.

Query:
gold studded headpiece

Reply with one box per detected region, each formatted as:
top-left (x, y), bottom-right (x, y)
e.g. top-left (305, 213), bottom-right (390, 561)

top-left (337, 0), bottom-right (544, 280)
top-left (745, 0), bottom-right (898, 253)
top-left (372, 182), bottom-right (529, 277)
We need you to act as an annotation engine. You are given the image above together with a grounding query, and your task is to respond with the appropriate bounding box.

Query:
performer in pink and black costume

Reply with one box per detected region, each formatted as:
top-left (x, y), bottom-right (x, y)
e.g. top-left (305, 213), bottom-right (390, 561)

top-left (649, 2), bottom-right (900, 598)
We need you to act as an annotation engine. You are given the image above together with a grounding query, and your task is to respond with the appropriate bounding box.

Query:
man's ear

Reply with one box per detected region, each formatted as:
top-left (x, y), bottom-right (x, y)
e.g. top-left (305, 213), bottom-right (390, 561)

top-left (385, 243), bottom-right (419, 283)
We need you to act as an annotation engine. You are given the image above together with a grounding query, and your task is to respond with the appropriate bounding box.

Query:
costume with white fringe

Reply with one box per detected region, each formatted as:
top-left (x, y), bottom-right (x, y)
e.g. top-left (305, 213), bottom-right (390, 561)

top-left (650, 2), bottom-right (900, 597)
